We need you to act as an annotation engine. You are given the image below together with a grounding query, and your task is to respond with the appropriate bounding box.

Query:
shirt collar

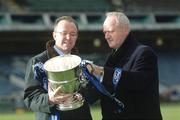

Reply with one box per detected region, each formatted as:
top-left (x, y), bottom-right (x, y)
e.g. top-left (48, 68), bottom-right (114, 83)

top-left (53, 45), bottom-right (70, 56)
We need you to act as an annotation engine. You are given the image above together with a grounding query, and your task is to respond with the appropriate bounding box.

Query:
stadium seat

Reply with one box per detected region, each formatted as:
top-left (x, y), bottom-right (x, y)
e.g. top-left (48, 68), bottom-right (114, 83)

top-left (26, 0), bottom-right (114, 12)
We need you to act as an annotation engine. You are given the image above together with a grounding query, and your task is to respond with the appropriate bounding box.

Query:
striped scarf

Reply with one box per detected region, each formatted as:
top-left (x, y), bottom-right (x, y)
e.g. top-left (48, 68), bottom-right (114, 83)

top-left (34, 62), bottom-right (60, 120)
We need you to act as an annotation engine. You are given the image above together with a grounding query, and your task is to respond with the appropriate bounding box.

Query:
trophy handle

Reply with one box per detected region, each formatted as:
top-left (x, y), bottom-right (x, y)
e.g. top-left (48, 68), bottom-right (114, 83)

top-left (79, 71), bottom-right (89, 88)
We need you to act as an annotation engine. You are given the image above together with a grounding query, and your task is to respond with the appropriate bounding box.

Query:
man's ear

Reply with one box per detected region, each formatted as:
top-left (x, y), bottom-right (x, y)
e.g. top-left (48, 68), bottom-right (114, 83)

top-left (52, 32), bottom-right (56, 40)
top-left (124, 29), bottom-right (130, 36)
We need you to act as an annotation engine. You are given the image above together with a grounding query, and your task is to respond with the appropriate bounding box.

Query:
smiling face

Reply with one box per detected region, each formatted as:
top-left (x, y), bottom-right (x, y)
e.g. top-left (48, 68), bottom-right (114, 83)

top-left (103, 15), bottom-right (130, 49)
top-left (53, 20), bottom-right (78, 54)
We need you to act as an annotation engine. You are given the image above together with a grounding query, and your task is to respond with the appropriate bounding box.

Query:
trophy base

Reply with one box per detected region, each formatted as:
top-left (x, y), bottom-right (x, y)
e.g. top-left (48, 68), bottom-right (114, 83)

top-left (56, 93), bottom-right (84, 111)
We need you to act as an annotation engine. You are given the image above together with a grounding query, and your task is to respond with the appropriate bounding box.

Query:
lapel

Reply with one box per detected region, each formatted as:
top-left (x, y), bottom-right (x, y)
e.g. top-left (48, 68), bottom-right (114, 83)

top-left (105, 33), bottom-right (139, 68)
top-left (45, 40), bottom-right (79, 59)
top-left (46, 40), bottom-right (58, 59)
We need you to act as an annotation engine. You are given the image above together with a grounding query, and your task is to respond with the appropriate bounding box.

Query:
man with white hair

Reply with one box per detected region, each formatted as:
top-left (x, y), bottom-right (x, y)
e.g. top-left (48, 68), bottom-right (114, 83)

top-left (86, 12), bottom-right (162, 119)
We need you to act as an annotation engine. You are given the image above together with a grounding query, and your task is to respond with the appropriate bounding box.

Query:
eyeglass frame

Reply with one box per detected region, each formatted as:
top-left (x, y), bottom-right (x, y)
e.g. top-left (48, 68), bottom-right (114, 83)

top-left (54, 31), bottom-right (78, 38)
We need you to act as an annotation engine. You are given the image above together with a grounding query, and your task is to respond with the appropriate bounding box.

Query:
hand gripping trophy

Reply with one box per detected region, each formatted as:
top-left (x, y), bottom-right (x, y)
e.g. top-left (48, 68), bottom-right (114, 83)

top-left (44, 55), bottom-right (85, 111)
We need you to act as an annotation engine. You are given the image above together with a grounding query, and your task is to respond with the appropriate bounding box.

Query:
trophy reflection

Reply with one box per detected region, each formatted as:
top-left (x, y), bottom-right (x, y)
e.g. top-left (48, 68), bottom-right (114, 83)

top-left (44, 55), bottom-right (84, 111)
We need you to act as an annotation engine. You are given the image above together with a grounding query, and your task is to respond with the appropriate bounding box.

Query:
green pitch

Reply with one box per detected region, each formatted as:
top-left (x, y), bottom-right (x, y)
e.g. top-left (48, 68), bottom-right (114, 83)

top-left (0, 103), bottom-right (179, 120)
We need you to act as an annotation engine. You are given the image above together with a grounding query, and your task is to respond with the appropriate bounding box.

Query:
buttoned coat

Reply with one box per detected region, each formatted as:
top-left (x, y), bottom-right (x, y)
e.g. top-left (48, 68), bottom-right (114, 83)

top-left (100, 33), bottom-right (162, 119)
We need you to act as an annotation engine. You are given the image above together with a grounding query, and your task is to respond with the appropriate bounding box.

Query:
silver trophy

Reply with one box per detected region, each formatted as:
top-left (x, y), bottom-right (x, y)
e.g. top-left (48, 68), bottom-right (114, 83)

top-left (44, 55), bottom-right (84, 111)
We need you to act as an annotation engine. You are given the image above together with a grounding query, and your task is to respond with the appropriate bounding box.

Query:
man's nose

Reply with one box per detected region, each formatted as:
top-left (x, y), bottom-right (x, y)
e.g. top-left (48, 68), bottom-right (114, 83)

top-left (65, 34), bottom-right (71, 39)
top-left (105, 33), bottom-right (109, 39)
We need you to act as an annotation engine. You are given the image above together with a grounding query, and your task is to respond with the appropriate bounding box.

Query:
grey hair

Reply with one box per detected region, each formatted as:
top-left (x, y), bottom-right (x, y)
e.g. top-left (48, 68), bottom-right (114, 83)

top-left (53, 16), bottom-right (78, 32)
top-left (106, 12), bottom-right (131, 31)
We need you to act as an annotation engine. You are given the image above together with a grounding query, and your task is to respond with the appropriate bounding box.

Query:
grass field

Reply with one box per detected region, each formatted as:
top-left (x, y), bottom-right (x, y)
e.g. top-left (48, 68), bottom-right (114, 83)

top-left (0, 103), bottom-right (179, 120)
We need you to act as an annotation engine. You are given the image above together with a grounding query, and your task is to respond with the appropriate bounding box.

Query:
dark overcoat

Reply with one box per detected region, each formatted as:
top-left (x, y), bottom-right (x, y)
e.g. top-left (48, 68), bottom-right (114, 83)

top-left (101, 33), bottom-right (162, 119)
top-left (24, 40), bottom-right (92, 120)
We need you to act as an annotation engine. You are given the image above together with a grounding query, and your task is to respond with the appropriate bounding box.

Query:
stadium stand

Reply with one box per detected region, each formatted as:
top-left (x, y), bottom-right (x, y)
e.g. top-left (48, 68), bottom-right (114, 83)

top-left (0, 0), bottom-right (180, 31)
top-left (122, 0), bottom-right (180, 13)
top-left (0, 0), bottom-right (27, 12)
top-left (25, 0), bottom-right (114, 12)
top-left (0, 0), bottom-right (180, 111)
top-left (0, 55), bottom-right (27, 112)
top-left (159, 53), bottom-right (180, 86)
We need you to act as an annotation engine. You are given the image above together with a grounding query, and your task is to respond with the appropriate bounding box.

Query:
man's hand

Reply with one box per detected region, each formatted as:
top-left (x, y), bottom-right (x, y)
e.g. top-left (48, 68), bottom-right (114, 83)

top-left (48, 82), bottom-right (73, 105)
top-left (80, 60), bottom-right (104, 82)
top-left (87, 63), bottom-right (104, 76)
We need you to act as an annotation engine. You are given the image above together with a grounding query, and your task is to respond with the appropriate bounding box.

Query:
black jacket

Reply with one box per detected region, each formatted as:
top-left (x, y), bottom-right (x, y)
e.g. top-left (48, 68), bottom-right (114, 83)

top-left (24, 40), bottom-right (92, 120)
top-left (101, 34), bottom-right (162, 119)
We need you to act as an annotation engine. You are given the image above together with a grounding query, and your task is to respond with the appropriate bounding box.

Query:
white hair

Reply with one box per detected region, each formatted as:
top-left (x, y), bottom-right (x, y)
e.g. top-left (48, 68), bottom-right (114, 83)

top-left (106, 12), bottom-right (131, 32)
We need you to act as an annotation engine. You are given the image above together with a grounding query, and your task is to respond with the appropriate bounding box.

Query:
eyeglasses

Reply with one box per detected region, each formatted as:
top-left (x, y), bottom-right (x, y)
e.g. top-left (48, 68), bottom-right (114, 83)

top-left (55, 31), bottom-right (77, 38)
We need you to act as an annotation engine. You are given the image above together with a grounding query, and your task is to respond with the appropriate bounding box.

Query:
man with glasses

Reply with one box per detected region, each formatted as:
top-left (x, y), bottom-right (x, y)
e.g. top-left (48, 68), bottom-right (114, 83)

top-left (24, 16), bottom-right (92, 120)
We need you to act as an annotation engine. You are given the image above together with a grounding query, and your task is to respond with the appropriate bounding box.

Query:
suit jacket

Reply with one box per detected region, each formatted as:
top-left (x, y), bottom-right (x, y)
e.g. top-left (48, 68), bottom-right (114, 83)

top-left (24, 40), bottom-right (92, 120)
top-left (101, 33), bottom-right (162, 119)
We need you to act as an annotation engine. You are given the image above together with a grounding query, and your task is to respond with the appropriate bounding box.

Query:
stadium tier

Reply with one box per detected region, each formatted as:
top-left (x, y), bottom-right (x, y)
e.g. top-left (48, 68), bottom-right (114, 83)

top-left (26, 0), bottom-right (114, 12)
top-left (0, 0), bottom-right (180, 112)
top-left (122, 0), bottom-right (180, 13)
top-left (0, 0), bottom-right (180, 31)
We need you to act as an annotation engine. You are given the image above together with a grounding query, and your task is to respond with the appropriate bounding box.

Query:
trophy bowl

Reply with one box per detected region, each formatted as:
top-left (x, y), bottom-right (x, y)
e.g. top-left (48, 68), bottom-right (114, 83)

top-left (44, 55), bottom-right (84, 111)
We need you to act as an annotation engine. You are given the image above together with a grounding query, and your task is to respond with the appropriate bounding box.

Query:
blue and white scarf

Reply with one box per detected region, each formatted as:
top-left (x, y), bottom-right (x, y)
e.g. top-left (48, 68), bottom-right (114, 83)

top-left (34, 62), bottom-right (60, 120)
top-left (34, 45), bottom-right (71, 120)
top-left (80, 61), bottom-right (124, 113)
